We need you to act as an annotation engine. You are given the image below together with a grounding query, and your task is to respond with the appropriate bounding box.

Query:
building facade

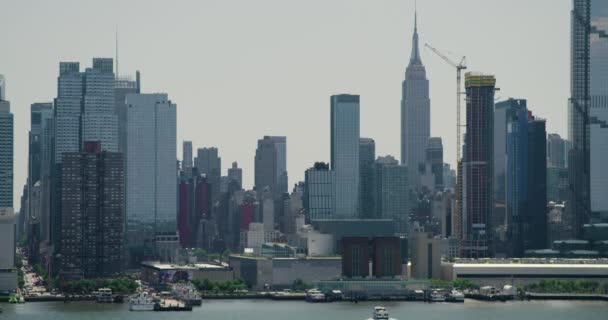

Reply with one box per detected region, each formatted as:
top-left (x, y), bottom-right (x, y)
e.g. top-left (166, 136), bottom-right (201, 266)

top-left (375, 156), bottom-right (409, 236)
top-left (0, 99), bottom-right (12, 208)
top-left (58, 142), bottom-right (124, 280)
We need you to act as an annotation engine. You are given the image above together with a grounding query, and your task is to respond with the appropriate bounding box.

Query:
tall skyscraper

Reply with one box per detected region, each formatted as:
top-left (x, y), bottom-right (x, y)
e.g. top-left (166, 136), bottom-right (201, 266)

top-left (375, 156), bottom-right (409, 236)
top-left (82, 58), bottom-right (118, 152)
top-left (115, 71), bottom-right (140, 157)
top-left (331, 94), bottom-right (360, 218)
top-left (254, 136), bottom-right (288, 199)
top-left (495, 99), bottom-right (527, 204)
top-left (401, 10), bottom-right (430, 191)
top-left (125, 93), bottom-right (177, 263)
top-left (504, 102), bottom-right (547, 256)
top-left (359, 138), bottom-right (376, 218)
top-left (0, 95), bottom-right (13, 209)
top-left (461, 72), bottom-right (495, 258)
top-left (54, 62), bottom-right (83, 163)
top-left (58, 141), bottom-right (124, 280)
top-left (182, 140), bottom-right (193, 175)
top-left (195, 147), bottom-right (222, 205)
top-left (228, 161), bottom-right (243, 189)
top-left (568, 0), bottom-right (608, 233)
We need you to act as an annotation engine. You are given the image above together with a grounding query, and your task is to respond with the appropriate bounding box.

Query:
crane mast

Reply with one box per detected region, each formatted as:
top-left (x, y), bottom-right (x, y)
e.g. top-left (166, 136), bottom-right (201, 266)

top-left (424, 43), bottom-right (467, 165)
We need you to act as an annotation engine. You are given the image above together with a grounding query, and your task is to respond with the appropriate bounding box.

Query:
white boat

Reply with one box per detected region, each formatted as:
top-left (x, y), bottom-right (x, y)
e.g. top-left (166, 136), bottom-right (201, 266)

top-left (367, 306), bottom-right (397, 320)
top-left (96, 288), bottom-right (113, 303)
top-left (172, 283), bottom-right (202, 306)
top-left (447, 289), bottom-right (465, 302)
top-left (429, 290), bottom-right (446, 302)
top-left (129, 291), bottom-right (156, 311)
top-left (305, 289), bottom-right (326, 302)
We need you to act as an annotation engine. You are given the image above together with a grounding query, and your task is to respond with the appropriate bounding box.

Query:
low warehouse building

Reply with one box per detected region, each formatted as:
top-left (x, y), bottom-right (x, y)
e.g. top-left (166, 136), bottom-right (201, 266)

top-left (141, 261), bottom-right (234, 287)
top-left (443, 260), bottom-right (608, 287)
top-left (229, 255), bottom-right (341, 290)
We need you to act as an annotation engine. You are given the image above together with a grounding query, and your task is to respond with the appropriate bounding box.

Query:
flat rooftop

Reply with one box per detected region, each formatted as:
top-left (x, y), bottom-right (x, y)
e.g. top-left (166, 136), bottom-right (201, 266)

top-left (141, 261), bottom-right (228, 270)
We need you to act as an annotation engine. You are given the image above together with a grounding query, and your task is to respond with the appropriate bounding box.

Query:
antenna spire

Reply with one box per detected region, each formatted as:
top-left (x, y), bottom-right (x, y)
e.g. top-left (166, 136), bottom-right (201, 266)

top-left (414, 0), bottom-right (417, 32)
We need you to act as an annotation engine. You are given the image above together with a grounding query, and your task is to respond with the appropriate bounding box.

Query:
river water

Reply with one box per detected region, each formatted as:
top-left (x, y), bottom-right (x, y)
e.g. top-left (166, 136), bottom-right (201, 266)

top-left (2, 299), bottom-right (607, 320)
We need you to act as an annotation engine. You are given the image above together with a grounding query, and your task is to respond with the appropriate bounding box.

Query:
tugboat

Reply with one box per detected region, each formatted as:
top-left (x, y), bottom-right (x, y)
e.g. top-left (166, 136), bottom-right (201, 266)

top-left (367, 306), bottom-right (397, 320)
top-left (96, 288), bottom-right (114, 303)
top-left (429, 290), bottom-right (446, 302)
top-left (129, 291), bottom-right (155, 311)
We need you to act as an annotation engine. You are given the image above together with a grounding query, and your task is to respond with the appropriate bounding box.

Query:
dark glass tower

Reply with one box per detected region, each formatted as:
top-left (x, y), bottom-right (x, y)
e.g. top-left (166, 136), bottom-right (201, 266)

top-left (461, 73), bottom-right (495, 258)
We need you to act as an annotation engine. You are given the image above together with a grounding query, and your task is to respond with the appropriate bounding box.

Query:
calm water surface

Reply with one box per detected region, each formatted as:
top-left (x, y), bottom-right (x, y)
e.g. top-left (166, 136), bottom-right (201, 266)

top-left (2, 299), bottom-right (607, 320)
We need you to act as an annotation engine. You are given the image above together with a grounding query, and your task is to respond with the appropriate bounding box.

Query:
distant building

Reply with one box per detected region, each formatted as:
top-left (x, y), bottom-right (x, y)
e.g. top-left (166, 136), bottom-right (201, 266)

top-left (255, 136), bottom-right (288, 199)
top-left (182, 141), bottom-right (193, 176)
top-left (230, 255), bottom-right (341, 290)
top-left (425, 137), bottom-right (443, 191)
top-left (228, 161), bottom-right (243, 189)
top-left (359, 138), bottom-right (376, 219)
top-left (341, 237), bottom-right (403, 278)
top-left (331, 94), bottom-right (360, 219)
top-left (126, 93), bottom-right (177, 265)
top-left (461, 73), bottom-right (496, 258)
top-left (547, 167), bottom-right (569, 203)
top-left (0, 98), bottom-right (13, 208)
top-left (547, 133), bottom-right (567, 169)
top-left (0, 208), bottom-right (17, 292)
top-left (409, 232), bottom-right (441, 279)
top-left (58, 142), bottom-right (124, 280)
top-left (375, 156), bottom-right (409, 236)
top-left (141, 261), bottom-right (233, 288)
top-left (304, 162), bottom-right (334, 222)
top-left (195, 147), bottom-right (222, 205)
top-left (401, 11), bottom-right (430, 191)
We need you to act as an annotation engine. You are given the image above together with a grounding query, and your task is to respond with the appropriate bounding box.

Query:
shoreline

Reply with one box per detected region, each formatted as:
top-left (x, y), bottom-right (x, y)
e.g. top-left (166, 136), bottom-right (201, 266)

top-left (10, 293), bottom-right (608, 303)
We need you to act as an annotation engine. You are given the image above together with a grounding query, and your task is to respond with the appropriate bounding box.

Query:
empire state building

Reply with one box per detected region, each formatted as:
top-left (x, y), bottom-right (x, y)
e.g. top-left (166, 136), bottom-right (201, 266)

top-left (401, 10), bottom-right (430, 191)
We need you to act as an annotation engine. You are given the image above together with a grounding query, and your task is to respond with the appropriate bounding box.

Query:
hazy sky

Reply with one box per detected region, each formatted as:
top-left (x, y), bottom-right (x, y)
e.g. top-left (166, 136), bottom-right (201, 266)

top-left (1, 0), bottom-right (570, 209)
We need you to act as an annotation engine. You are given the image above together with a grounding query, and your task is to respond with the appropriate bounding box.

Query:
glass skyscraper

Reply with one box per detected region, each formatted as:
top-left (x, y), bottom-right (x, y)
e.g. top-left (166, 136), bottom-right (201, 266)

top-left (125, 93), bottom-right (177, 263)
top-left (569, 0), bottom-right (608, 232)
top-left (330, 94), bottom-right (360, 219)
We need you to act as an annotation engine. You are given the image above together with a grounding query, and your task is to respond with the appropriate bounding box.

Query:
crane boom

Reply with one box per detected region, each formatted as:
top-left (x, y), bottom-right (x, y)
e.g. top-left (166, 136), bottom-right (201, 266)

top-left (424, 42), bottom-right (467, 166)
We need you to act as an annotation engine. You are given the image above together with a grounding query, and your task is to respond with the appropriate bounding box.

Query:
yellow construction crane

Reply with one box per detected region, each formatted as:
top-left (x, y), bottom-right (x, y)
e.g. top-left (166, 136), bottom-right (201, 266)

top-left (424, 43), bottom-right (467, 164)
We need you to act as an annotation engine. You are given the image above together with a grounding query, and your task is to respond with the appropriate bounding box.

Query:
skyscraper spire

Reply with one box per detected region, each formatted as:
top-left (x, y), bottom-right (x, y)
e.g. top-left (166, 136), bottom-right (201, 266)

top-left (409, 1), bottom-right (422, 66)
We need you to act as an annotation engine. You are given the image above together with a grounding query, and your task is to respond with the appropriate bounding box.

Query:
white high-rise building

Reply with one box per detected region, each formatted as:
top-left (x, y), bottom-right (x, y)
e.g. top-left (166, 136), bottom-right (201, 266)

top-left (126, 93), bottom-right (177, 241)
top-left (401, 10), bottom-right (430, 190)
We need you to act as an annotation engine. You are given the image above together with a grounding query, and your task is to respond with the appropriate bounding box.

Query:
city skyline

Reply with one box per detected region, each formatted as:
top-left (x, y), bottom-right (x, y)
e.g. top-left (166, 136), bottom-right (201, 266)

top-left (1, 0), bottom-right (571, 209)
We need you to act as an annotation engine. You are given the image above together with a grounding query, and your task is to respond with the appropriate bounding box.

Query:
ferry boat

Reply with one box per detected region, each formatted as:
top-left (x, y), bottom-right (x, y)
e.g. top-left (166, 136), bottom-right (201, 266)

top-left (447, 289), bottom-right (465, 302)
top-left (429, 290), bottom-right (446, 302)
top-left (129, 291), bottom-right (155, 311)
top-left (96, 288), bottom-right (113, 303)
top-left (367, 306), bottom-right (397, 320)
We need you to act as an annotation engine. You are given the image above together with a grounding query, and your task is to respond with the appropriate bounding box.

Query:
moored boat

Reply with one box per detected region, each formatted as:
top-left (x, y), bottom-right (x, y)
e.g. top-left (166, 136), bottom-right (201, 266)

top-left (429, 290), bottom-right (446, 302)
top-left (129, 291), bottom-right (155, 311)
top-left (96, 288), bottom-right (113, 303)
